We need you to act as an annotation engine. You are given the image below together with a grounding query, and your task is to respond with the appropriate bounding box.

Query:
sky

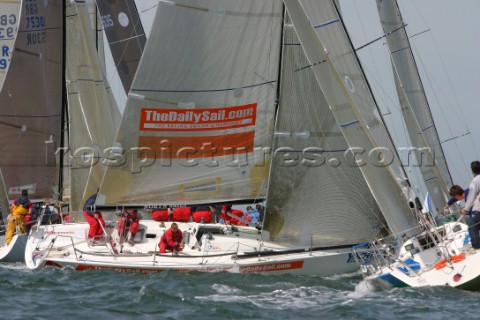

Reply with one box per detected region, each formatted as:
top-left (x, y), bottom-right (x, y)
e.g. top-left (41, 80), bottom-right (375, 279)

top-left (339, 0), bottom-right (480, 193)
top-left (105, 0), bottom-right (480, 197)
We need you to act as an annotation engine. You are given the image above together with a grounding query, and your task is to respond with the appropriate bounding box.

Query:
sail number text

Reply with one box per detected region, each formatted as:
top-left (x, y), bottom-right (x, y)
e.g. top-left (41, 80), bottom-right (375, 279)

top-left (0, 14), bottom-right (17, 39)
top-left (101, 14), bottom-right (114, 29)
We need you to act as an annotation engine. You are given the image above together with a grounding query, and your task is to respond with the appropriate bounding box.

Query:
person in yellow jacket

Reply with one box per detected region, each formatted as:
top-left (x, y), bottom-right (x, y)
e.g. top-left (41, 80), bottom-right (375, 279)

top-left (6, 189), bottom-right (32, 245)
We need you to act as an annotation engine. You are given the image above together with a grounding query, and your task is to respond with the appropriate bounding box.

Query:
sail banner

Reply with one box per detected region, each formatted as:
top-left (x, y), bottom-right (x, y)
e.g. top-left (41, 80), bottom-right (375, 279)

top-left (0, 0), bottom-right (63, 200)
top-left (99, 0), bottom-right (283, 205)
top-left (140, 104), bottom-right (257, 131)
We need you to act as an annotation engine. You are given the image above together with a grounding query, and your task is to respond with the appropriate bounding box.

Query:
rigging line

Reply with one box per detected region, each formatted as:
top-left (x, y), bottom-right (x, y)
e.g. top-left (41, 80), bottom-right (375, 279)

top-left (408, 1), bottom-right (479, 162)
top-left (355, 24), bottom-right (407, 52)
top-left (441, 131), bottom-right (471, 144)
top-left (157, 1), bottom-right (281, 18)
top-left (108, 34), bottom-right (145, 45)
top-left (295, 59), bottom-right (327, 72)
top-left (131, 80), bottom-right (277, 94)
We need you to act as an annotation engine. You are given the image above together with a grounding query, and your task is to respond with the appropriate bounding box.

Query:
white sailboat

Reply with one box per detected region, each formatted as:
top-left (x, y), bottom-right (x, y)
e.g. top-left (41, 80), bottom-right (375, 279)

top-left (25, 0), bottom-right (422, 275)
top-left (353, 0), bottom-right (479, 291)
top-left (0, 0), bottom-right (63, 262)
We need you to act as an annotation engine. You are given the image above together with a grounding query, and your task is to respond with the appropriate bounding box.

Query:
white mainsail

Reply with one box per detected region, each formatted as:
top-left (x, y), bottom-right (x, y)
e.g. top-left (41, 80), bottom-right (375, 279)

top-left (0, 0), bottom-right (64, 200)
top-left (283, 0), bottom-right (419, 237)
top-left (65, 1), bottom-right (121, 211)
top-left (0, 0), bottom-right (21, 91)
top-left (265, 11), bottom-right (386, 246)
top-left (375, 0), bottom-right (452, 213)
top-left (99, 1), bottom-right (283, 206)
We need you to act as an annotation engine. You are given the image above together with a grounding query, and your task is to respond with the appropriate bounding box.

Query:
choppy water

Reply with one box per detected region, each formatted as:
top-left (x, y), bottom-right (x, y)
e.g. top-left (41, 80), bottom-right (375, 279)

top-left (0, 263), bottom-right (478, 319)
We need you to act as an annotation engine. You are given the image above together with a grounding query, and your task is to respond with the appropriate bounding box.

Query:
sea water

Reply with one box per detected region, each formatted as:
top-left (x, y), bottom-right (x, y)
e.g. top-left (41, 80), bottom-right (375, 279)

top-left (0, 263), bottom-right (477, 319)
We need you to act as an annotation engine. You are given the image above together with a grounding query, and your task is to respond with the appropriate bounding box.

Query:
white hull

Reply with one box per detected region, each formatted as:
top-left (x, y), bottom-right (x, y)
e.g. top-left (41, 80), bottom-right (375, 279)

top-left (362, 222), bottom-right (480, 290)
top-left (25, 220), bottom-right (360, 276)
top-left (0, 234), bottom-right (27, 263)
top-left (367, 250), bottom-right (480, 290)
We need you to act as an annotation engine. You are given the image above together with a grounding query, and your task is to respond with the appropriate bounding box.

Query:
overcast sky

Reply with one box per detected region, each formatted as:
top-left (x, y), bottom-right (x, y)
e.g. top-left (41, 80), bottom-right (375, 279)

top-left (106, 0), bottom-right (479, 196)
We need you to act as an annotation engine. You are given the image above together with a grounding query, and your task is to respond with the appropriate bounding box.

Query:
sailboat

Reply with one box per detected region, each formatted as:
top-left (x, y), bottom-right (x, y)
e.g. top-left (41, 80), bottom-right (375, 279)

top-left (353, 0), bottom-right (480, 290)
top-left (25, 0), bottom-right (420, 275)
top-left (0, 0), bottom-right (64, 262)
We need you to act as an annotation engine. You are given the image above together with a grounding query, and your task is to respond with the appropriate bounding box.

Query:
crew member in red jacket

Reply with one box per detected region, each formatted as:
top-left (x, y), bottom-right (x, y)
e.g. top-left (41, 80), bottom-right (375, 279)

top-left (118, 209), bottom-right (141, 246)
top-left (83, 193), bottom-right (106, 244)
top-left (159, 223), bottom-right (184, 254)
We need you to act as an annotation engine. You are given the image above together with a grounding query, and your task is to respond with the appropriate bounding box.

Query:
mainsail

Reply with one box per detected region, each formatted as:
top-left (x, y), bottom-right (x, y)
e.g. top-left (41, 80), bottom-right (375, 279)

top-left (375, 0), bottom-right (452, 213)
top-left (96, 0), bottom-right (146, 93)
top-left (283, 0), bottom-right (419, 237)
top-left (0, 0), bottom-right (21, 91)
top-left (265, 11), bottom-right (386, 246)
top-left (65, 1), bottom-right (121, 211)
top-left (99, 1), bottom-right (283, 206)
top-left (0, 0), bottom-right (64, 200)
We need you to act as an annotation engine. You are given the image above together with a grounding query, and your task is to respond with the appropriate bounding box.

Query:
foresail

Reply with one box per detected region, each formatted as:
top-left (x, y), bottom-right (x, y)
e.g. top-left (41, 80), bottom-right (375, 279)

top-left (283, 0), bottom-right (419, 237)
top-left (376, 0), bottom-right (451, 212)
top-left (99, 1), bottom-right (283, 206)
top-left (265, 12), bottom-right (386, 246)
top-left (0, 0), bottom-right (63, 200)
top-left (65, 1), bottom-right (121, 211)
top-left (96, 0), bottom-right (146, 93)
top-left (0, 0), bottom-right (21, 91)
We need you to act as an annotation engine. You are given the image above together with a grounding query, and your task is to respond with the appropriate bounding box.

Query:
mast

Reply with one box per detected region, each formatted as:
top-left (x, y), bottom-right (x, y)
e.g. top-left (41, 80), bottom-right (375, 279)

top-left (375, 0), bottom-right (452, 213)
top-left (263, 3), bottom-right (286, 232)
top-left (59, 0), bottom-right (67, 201)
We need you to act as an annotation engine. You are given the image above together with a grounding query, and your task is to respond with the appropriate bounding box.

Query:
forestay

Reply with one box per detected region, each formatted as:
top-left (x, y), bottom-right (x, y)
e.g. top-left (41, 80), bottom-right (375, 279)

top-left (376, 0), bottom-right (451, 213)
top-left (99, 1), bottom-right (283, 206)
top-left (65, 1), bottom-right (121, 211)
top-left (265, 12), bottom-right (386, 246)
top-left (0, 0), bottom-right (63, 200)
top-left (283, 0), bottom-right (419, 237)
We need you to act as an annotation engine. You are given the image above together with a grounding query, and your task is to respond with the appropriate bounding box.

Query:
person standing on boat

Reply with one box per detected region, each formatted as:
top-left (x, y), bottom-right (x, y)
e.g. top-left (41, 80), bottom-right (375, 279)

top-left (447, 185), bottom-right (477, 246)
top-left (461, 161), bottom-right (480, 249)
top-left (445, 185), bottom-right (469, 210)
top-left (83, 193), bottom-right (106, 244)
top-left (6, 189), bottom-right (32, 245)
top-left (118, 209), bottom-right (141, 246)
top-left (159, 222), bottom-right (184, 254)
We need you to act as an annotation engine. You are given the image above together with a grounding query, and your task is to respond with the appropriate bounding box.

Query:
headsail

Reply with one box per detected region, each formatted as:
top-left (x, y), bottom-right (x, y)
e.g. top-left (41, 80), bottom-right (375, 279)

top-left (0, 0), bottom-right (64, 200)
top-left (96, 0), bottom-right (146, 93)
top-left (375, 0), bottom-right (452, 213)
top-left (283, 0), bottom-right (419, 237)
top-left (99, 1), bottom-right (283, 206)
top-left (265, 11), bottom-right (386, 246)
top-left (0, 0), bottom-right (21, 91)
top-left (65, 1), bottom-right (121, 211)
